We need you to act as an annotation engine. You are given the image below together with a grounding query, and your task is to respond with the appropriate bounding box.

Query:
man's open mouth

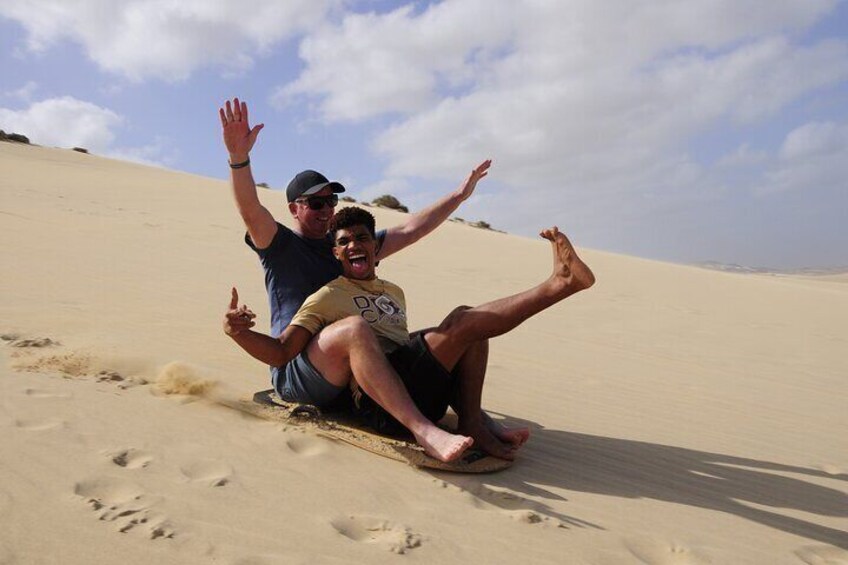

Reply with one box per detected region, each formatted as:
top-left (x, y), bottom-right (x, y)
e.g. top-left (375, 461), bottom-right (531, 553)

top-left (348, 253), bottom-right (370, 276)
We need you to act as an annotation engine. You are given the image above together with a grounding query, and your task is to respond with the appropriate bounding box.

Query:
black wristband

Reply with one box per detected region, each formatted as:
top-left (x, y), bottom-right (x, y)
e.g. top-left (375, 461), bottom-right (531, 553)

top-left (229, 157), bottom-right (250, 169)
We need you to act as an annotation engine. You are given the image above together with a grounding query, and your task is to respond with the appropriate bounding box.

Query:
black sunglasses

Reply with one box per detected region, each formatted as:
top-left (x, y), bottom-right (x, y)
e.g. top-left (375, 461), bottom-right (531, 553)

top-left (296, 194), bottom-right (339, 210)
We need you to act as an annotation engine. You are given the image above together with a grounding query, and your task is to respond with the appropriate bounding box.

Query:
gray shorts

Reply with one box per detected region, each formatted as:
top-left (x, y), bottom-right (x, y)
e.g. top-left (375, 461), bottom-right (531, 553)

top-left (272, 351), bottom-right (347, 407)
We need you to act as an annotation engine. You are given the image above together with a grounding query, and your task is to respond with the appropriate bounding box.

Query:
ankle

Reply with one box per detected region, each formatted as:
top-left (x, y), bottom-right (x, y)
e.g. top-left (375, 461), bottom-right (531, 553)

top-left (407, 417), bottom-right (438, 438)
top-left (457, 415), bottom-right (483, 432)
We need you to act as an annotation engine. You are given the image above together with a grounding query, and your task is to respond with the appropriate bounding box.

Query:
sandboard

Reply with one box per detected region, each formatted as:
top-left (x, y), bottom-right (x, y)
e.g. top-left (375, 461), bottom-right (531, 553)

top-left (227, 389), bottom-right (512, 473)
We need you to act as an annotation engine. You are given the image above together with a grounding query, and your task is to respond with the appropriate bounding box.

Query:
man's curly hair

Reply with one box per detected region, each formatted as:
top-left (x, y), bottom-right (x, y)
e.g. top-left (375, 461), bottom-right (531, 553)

top-left (330, 206), bottom-right (376, 239)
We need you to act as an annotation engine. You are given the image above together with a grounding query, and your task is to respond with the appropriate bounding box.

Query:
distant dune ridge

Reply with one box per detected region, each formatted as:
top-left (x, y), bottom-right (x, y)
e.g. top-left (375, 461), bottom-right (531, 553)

top-left (1, 142), bottom-right (846, 564)
top-left (696, 260), bottom-right (848, 277)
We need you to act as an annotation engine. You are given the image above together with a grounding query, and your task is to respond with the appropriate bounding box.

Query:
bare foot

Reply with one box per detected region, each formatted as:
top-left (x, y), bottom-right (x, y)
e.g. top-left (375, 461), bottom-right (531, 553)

top-left (493, 426), bottom-right (530, 447)
top-left (483, 412), bottom-right (530, 447)
top-left (460, 423), bottom-right (518, 460)
top-left (539, 226), bottom-right (595, 293)
top-left (413, 426), bottom-right (474, 463)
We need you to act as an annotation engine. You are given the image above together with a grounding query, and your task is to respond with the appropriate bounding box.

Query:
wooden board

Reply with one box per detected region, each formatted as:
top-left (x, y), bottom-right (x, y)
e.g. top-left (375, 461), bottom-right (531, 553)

top-left (225, 390), bottom-right (512, 473)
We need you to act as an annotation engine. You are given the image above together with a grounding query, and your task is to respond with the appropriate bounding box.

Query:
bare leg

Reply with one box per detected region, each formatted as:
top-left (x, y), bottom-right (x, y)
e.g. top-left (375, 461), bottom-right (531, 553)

top-left (449, 337), bottom-right (531, 448)
top-left (445, 339), bottom-right (521, 459)
top-left (425, 226), bottom-right (594, 370)
top-left (306, 316), bottom-right (473, 462)
top-left (424, 227), bottom-right (592, 457)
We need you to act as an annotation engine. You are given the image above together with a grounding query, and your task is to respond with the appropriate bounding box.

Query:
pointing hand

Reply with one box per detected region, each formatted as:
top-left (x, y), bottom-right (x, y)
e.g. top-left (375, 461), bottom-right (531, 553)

top-left (224, 287), bottom-right (256, 337)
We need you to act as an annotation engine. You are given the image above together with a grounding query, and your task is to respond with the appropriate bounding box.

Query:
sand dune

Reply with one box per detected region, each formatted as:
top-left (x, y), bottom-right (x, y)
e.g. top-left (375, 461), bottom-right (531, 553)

top-left (1, 142), bottom-right (846, 564)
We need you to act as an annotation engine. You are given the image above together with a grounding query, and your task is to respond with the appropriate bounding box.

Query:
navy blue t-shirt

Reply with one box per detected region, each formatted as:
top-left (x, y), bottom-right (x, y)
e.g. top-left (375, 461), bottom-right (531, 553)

top-left (246, 223), bottom-right (342, 339)
top-left (245, 222), bottom-right (385, 380)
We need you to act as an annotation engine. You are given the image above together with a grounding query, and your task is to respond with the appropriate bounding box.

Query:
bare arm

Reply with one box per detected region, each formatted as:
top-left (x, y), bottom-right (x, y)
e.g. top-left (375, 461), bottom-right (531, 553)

top-left (224, 288), bottom-right (312, 367)
top-left (376, 159), bottom-right (491, 259)
top-left (219, 98), bottom-right (277, 249)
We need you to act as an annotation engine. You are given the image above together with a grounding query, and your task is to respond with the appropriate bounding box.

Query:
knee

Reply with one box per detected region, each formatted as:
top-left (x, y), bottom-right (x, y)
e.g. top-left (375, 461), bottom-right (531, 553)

top-left (438, 305), bottom-right (473, 332)
top-left (447, 305), bottom-right (472, 320)
top-left (335, 315), bottom-right (376, 342)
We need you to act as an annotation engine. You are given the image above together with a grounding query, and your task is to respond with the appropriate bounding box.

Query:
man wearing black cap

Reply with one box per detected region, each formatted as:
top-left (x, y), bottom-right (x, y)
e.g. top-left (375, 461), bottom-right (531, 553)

top-left (219, 98), bottom-right (492, 462)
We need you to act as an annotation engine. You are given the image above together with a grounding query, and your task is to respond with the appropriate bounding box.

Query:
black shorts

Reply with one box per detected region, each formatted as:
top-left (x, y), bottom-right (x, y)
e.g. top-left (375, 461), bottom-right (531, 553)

top-left (353, 332), bottom-right (456, 436)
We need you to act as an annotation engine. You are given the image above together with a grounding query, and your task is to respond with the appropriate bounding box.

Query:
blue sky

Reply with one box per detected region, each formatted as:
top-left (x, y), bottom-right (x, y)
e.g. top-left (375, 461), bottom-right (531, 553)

top-left (1, 0), bottom-right (846, 268)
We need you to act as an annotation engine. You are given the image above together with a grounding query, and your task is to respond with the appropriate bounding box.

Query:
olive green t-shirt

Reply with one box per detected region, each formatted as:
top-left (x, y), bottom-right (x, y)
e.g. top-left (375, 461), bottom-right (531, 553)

top-left (290, 276), bottom-right (409, 353)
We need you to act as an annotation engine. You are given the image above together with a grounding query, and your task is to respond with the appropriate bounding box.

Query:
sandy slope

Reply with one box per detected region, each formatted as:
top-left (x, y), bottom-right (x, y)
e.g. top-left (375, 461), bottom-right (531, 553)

top-left (1, 142), bottom-right (846, 564)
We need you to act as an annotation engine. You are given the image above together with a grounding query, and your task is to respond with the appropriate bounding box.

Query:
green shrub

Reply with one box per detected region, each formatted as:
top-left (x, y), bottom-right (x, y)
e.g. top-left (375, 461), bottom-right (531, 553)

top-left (371, 194), bottom-right (408, 213)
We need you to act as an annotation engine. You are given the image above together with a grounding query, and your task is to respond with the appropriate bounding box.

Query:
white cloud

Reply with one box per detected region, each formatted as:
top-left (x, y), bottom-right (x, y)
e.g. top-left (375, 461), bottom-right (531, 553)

top-left (759, 121), bottom-right (848, 195)
top-left (0, 96), bottom-right (171, 167)
top-left (274, 1), bottom-right (848, 188)
top-left (277, 0), bottom-right (841, 124)
top-left (372, 29), bottom-right (848, 184)
top-left (651, 37), bottom-right (848, 125)
top-left (274, 0), bottom-right (846, 260)
top-left (717, 144), bottom-right (769, 169)
top-left (779, 121), bottom-right (846, 160)
top-left (3, 81), bottom-right (39, 102)
top-left (0, 96), bottom-right (122, 151)
top-left (273, 1), bottom-right (513, 121)
top-left (0, 0), bottom-right (338, 81)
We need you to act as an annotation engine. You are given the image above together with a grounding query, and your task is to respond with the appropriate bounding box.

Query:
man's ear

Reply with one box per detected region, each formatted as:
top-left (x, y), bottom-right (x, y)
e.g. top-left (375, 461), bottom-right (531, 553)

top-left (374, 230), bottom-right (384, 258)
top-left (288, 201), bottom-right (298, 218)
top-left (332, 244), bottom-right (343, 261)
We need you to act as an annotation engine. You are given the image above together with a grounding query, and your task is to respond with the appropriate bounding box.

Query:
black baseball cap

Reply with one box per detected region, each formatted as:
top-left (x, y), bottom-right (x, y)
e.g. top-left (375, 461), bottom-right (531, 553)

top-left (286, 169), bottom-right (346, 203)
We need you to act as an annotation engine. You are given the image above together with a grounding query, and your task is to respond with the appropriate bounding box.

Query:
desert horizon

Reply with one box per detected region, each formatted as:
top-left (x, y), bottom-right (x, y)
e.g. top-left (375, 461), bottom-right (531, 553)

top-left (5, 133), bottom-right (847, 275)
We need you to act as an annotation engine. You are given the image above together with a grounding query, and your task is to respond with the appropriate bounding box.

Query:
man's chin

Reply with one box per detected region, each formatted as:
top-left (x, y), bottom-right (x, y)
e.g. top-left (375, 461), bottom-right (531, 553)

top-left (345, 270), bottom-right (375, 280)
top-left (307, 218), bottom-right (331, 232)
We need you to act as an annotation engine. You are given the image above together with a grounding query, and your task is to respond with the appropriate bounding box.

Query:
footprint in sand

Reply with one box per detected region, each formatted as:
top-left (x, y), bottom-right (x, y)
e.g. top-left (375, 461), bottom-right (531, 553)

top-left (330, 515), bottom-right (422, 554)
top-left (23, 388), bottom-right (72, 399)
top-left (623, 536), bottom-right (711, 565)
top-left (29, 363), bottom-right (138, 390)
top-left (74, 477), bottom-right (175, 540)
top-left (95, 370), bottom-right (126, 383)
top-left (7, 337), bottom-right (139, 388)
top-left (180, 459), bottom-right (233, 487)
top-left (14, 418), bottom-right (65, 432)
top-left (285, 435), bottom-right (328, 458)
top-left (107, 448), bottom-right (154, 470)
top-left (796, 545), bottom-right (848, 565)
top-left (4, 336), bottom-right (59, 348)
top-left (11, 349), bottom-right (93, 377)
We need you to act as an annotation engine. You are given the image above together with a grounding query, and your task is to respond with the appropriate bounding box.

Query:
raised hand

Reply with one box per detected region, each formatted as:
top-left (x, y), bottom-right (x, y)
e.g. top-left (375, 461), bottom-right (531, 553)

top-left (219, 97), bottom-right (264, 162)
top-left (455, 159), bottom-right (492, 201)
top-left (224, 287), bottom-right (256, 337)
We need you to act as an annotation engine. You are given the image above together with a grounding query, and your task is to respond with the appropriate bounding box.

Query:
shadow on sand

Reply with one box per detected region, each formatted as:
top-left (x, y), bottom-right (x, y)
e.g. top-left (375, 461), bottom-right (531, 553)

top-left (437, 414), bottom-right (848, 549)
